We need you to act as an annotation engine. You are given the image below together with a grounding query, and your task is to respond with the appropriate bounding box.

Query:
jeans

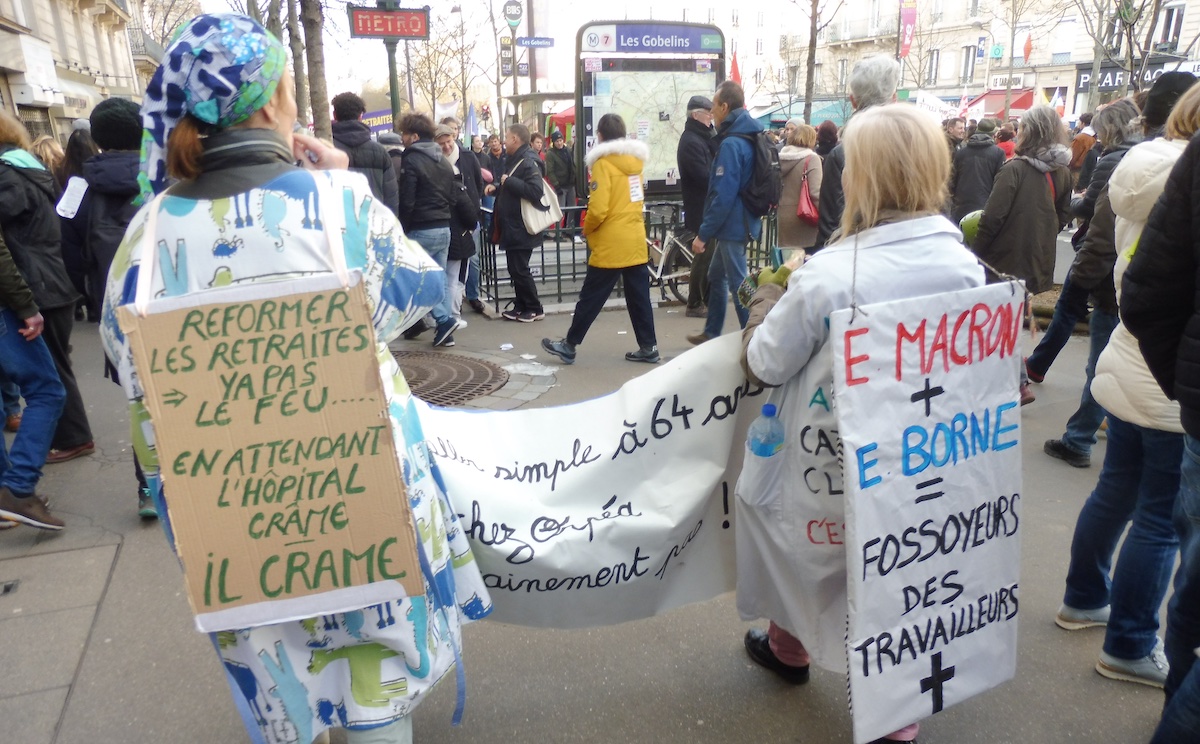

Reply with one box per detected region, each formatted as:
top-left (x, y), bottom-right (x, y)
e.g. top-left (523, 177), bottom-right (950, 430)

top-left (1026, 271), bottom-right (1089, 380)
top-left (1059, 308), bottom-right (1119, 456)
top-left (465, 247), bottom-right (481, 302)
top-left (0, 309), bottom-right (65, 494)
top-left (446, 259), bottom-right (466, 318)
top-left (1061, 414), bottom-right (1182, 659)
top-left (408, 228), bottom-right (453, 327)
top-left (702, 239), bottom-right (750, 339)
top-left (1164, 436), bottom-right (1200, 699)
top-left (504, 248), bottom-right (542, 313)
top-left (0, 366), bottom-right (18, 416)
top-left (566, 263), bottom-right (656, 350)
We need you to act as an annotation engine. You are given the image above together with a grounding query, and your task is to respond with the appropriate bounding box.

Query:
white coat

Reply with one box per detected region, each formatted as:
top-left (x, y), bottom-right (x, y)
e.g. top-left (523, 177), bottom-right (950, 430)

top-left (737, 215), bottom-right (986, 672)
top-left (1093, 138), bottom-right (1186, 433)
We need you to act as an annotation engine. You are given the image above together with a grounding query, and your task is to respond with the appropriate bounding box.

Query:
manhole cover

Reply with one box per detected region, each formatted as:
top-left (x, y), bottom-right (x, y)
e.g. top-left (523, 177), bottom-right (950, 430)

top-left (393, 351), bottom-right (510, 406)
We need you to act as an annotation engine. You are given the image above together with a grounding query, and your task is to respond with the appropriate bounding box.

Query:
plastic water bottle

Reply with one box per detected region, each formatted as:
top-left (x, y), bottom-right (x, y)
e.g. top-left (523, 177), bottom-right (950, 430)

top-left (748, 403), bottom-right (785, 456)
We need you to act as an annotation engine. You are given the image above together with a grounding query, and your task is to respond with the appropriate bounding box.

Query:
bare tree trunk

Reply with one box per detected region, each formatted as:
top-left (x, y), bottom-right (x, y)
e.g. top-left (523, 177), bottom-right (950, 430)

top-left (247, 0), bottom-right (262, 25)
top-left (1087, 0), bottom-right (1105, 111)
top-left (804, 0), bottom-right (818, 122)
top-left (286, 0), bottom-right (309, 126)
top-left (300, 0), bottom-right (330, 139)
top-left (265, 0), bottom-right (283, 41)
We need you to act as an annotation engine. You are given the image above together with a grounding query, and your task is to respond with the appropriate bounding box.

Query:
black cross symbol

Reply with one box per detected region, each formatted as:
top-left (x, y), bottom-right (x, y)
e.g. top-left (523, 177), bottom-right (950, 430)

top-left (920, 652), bottom-right (956, 714)
top-left (910, 377), bottom-right (945, 417)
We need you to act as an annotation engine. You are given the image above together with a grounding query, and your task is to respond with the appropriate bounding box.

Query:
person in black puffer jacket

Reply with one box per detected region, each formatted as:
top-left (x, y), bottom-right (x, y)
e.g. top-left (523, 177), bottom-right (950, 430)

top-left (58, 97), bottom-right (158, 517)
top-left (60, 98), bottom-right (142, 323)
top-left (0, 111), bottom-right (93, 462)
top-left (331, 92), bottom-right (399, 216)
top-left (1121, 132), bottom-right (1200, 744)
top-left (949, 118), bottom-right (1005, 223)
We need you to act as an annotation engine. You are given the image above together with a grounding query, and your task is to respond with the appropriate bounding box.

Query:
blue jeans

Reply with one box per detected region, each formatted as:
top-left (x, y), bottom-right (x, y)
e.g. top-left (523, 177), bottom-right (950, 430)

top-left (1026, 271), bottom-right (1089, 380)
top-left (0, 365), bottom-right (18, 417)
top-left (408, 227), bottom-right (453, 327)
top-left (1061, 414), bottom-right (1182, 659)
top-left (465, 252), bottom-right (481, 302)
top-left (703, 239), bottom-right (750, 339)
top-left (1059, 309), bottom-right (1119, 456)
top-left (0, 309), bottom-right (65, 494)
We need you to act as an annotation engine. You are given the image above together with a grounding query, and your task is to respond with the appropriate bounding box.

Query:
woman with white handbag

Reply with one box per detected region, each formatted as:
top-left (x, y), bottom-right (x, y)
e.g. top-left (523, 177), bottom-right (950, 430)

top-left (485, 123), bottom-right (551, 322)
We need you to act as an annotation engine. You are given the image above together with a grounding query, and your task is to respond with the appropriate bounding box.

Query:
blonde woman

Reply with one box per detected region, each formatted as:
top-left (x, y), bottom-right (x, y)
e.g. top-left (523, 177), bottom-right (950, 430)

top-left (29, 134), bottom-right (63, 176)
top-left (735, 104), bottom-right (986, 744)
top-left (776, 123), bottom-right (823, 257)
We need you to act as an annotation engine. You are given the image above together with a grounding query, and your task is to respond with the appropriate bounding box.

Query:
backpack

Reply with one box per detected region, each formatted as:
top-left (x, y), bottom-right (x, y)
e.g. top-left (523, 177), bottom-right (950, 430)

top-left (736, 132), bottom-right (782, 217)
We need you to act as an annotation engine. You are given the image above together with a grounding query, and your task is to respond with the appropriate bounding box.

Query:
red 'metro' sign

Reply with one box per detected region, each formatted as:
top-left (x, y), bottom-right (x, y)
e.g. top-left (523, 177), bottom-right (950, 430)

top-left (347, 6), bottom-right (430, 39)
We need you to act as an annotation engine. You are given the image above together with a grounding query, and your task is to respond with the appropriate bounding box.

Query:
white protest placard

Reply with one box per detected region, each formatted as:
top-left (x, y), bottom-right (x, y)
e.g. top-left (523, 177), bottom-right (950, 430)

top-left (421, 334), bottom-right (756, 628)
top-left (831, 284), bottom-right (1024, 744)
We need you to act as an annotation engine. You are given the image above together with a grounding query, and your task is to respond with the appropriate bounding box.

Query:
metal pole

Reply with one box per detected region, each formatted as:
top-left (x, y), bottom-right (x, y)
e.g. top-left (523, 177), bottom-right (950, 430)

top-left (385, 40), bottom-right (401, 125)
top-left (405, 40), bottom-right (416, 113)
top-left (527, 0), bottom-right (537, 93)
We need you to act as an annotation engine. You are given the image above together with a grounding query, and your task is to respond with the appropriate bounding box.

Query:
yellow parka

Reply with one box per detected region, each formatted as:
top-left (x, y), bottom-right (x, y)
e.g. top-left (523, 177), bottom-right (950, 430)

top-left (583, 138), bottom-right (650, 268)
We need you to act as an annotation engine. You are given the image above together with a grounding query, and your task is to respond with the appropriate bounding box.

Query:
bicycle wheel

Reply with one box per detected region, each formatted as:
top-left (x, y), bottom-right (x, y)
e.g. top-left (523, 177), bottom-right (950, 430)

top-left (662, 240), bottom-right (692, 304)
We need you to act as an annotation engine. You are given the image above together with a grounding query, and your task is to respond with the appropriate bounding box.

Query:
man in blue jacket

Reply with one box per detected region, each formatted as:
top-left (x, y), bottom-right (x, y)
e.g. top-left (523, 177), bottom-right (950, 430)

top-left (688, 81), bottom-right (763, 345)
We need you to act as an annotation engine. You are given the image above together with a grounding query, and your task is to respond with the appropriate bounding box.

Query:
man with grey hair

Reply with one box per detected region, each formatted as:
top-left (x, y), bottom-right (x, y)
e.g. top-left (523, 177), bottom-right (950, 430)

top-left (812, 55), bottom-right (901, 252)
top-left (778, 117), bottom-right (804, 152)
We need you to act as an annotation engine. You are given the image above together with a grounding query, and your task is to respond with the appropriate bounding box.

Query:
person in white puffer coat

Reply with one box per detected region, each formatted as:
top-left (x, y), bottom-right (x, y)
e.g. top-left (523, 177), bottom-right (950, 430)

top-left (1055, 82), bottom-right (1200, 690)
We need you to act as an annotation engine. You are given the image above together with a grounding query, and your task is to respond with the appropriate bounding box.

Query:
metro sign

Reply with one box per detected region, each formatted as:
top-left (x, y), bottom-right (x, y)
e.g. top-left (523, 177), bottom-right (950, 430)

top-left (347, 6), bottom-right (430, 39)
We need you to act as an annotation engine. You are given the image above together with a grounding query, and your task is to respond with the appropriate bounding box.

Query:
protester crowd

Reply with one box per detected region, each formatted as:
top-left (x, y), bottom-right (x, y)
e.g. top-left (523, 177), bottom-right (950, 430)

top-left (4, 12), bottom-right (1200, 744)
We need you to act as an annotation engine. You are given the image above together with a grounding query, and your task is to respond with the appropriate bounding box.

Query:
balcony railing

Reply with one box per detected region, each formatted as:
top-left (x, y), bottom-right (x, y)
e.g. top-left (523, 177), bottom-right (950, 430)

top-left (829, 17), bottom-right (899, 43)
top-left (127, 26), bottom-right (165, 62)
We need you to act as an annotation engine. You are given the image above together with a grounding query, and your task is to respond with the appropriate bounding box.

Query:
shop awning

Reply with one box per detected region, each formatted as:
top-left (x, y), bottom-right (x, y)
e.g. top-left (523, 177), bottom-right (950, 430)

top-left (966, 89), bottom-right (1034, 119)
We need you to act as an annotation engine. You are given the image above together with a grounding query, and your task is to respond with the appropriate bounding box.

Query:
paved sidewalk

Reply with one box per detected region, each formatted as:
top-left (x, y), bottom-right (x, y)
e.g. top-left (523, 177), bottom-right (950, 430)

top-left (1, 282), bottom-right (1171, 743)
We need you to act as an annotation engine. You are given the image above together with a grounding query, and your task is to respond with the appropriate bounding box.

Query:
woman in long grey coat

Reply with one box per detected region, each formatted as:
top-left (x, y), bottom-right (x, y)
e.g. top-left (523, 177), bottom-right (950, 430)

top-left (775, 124), bottom-right (823, 257)
top-left (971, 106), bottom-right (1073, 294)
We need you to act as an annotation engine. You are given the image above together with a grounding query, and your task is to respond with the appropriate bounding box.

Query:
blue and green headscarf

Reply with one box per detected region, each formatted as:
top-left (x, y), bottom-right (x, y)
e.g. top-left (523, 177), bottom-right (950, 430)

top-left (138, 13), bottom-right (288, 203)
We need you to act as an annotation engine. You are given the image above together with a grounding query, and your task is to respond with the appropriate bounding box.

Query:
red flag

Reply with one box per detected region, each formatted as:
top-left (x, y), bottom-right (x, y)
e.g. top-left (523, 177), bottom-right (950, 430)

top-left (730, 51), bottom-right (742, 84)
top-left (1023, 35), bottom-right (1033, 63)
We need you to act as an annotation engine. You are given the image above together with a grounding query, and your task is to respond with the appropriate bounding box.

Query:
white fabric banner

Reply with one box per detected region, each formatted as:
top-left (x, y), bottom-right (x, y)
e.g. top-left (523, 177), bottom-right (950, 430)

top-left (420, 334), bottom-right (758, 628)
top-left (831, 284), bottom-right (1024, 744)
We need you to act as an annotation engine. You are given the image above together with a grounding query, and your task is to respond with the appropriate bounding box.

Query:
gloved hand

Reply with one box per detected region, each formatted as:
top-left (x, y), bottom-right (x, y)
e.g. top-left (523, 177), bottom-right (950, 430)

top-left (757, 265), bottom-right (792, 287)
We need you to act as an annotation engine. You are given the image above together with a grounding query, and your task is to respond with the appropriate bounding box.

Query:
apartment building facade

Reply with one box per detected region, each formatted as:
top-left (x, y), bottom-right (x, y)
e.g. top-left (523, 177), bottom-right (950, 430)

top-left (0, 0), bottom-right (163, 141)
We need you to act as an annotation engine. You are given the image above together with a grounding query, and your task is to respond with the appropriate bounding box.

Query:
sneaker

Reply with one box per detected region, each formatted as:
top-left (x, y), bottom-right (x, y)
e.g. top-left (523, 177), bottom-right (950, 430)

top-left (1025, 358), bottom-right (1044, 384)
top-left (743, 629), bottom-right (809, 684)
top-left (625, 346), bottom-right (660, 364)
top-left (1044, 438), bottom-right (1090, 468)
top-left (501, 309), bottom-right (521, 322)
top-left (541, 338), bottom-right (576, 365)
top-left (3, 413), bottom-right (18, 432)
top-left (686, 332), bottom-right (713, 346)
top-left (1019, 383), bottom-right (1036, 406)
top-left (0, 486), bottom-right (64, 530)
top-left (433, 319), bottom-right (464, 347)
top-left (1096, 638), bottom-right (1169, 688)
top-left (454, 317), bottom-right (468, 329)
top-left (468, 298), bottom-right (486, 314)
top-left (1055, 603), bottom-right (1110, 630)
top-left (518, 310), bottom-right (542, 323)
top-left (685, 306), bottom-right (707, 318)
top-left (138, 488), bottom-right (159, 520)
top-left (46, 441), bottom-right (95, 464)
top-left (402, 318), bottom-right (430, 340)
top-left (573, 235), bottom-right (583, 244)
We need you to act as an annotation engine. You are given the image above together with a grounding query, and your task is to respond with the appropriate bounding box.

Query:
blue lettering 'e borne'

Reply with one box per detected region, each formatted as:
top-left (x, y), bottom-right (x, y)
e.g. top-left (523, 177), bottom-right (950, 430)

top-left (902, 402), bottom-right (1018, 476)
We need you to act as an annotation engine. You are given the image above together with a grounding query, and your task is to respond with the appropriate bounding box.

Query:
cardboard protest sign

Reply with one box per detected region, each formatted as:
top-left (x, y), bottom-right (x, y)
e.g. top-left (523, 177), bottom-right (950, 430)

top-left (831, 284), bottom-right (1024, 744)
top-left (420, 333), bottom-right (755, 628)
top-left (118, 276), bottom-right (422, 632)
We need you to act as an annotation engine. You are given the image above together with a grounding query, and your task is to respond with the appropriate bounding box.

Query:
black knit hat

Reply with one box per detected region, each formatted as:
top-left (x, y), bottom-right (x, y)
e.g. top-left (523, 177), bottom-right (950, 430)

top-left (90, 98), bottom-right (143, 151)
top-left (1143, 71), bottom-right (1198, 130)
